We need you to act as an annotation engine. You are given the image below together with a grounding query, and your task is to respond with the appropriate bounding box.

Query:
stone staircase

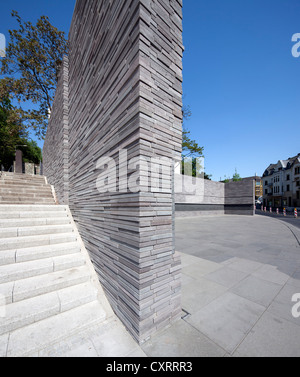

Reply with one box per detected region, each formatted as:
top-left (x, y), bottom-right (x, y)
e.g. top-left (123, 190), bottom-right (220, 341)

top-left (0, 173), bottom-right (56, 205)
top-left (0, 174), bottom-right (113, 357)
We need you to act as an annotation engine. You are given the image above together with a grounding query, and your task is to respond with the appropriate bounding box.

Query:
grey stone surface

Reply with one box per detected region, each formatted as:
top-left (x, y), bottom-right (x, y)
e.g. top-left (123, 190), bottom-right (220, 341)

top-left (267, 284), bottom-right (300, 327)
top-left (230, 275), bottom-right (282, 307)
top-left (15, 150), bottom-right (23, 174)
top-left (43, 0), bottom-right (184, 343)
top-left (182, 278), bottom-right (227, 314)
top-left (175, 175), bottom-right (255, 216)
top-left (186, 291), bottom-right (265, 353)
top-left (233, 312), bottom-right (300, 357)
top-left (252, 264), bottom-right (292, 286)
top-left (0, 173), bottom-right (55, 205)
top-left (205, 267), bottom-right (248, 289)
top-left (156, 214), bottom-right (300, 357)
top-left (43, 56), bottom-right (69, 205)
top-left (141, 319), bottom-right (226, 357)
top-left (1, 210), bottom-right (299, 357)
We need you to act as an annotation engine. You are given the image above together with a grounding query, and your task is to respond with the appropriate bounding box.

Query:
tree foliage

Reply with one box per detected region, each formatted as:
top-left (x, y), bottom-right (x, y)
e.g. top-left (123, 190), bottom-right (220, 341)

top-left (222, 169), bottom-right (242, 183)
top-left (182, 106), bottom-right (204, 159)
top-left (232, 169), bottom-right (242, 182)
top-left (0, 11), bottom-right (68, 139)
top-left (181, 105), bottom-right (212, 179)
top-left (0, 96), bottom-right (41, 170)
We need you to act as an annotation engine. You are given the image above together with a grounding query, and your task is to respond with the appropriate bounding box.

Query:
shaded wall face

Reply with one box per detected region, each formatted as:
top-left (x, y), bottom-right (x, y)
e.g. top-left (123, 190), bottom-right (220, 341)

top-left (224, 180), bottom-right (255, 215)
top-left (44, 0), bottom-right (183, 343)
top-left (174, 175), bottom-right (255, 217)
top-left (43, 57), bottom-right (69, 205)
top-left (175, 174), bottom-right (225, 217)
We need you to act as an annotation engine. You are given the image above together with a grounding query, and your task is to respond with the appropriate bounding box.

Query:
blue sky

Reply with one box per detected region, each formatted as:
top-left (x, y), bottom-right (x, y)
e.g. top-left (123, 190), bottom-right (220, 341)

top-left (1, 0), bottom-right (299, 181)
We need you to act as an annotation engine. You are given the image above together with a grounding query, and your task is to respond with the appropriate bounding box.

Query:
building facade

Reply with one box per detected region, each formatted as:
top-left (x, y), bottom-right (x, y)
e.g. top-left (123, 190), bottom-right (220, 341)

top-left (262, 154), bottom-right (300, 209)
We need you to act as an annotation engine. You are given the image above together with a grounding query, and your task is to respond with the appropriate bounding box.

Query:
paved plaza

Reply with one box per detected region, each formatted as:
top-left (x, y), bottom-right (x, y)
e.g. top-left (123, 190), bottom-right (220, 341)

top-left (10, 214), bottom-right (300, 357)
top-left (142, 214), bottom-right (300, 357)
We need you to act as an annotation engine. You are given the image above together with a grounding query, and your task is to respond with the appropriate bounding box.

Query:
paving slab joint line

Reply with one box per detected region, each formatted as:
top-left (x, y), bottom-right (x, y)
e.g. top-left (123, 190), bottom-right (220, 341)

top-left (181, 317), bottom-right (228, 356)
top-left (4, 333), bottom-right (10, 358)
top-left (24, 315), bottom-right (108, 358)
top-left (281, 223), bottom-right (300, 247)
top-left (259, 215), bottom-right (300, 247)
top-left (230, 272), bottom-right (297, 356)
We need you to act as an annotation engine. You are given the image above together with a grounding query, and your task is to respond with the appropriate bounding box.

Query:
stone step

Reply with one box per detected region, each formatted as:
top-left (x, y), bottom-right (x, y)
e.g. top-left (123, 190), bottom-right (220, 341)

top-left (0, 224), bottom-right (74, 239)
top-left (0, 232), bottom-right (77, 251)
top-left (0, 211), bottom-right (67, 220)
top-left (0, 200), bottom-right (56, 206)
top-left (4, 300), bottom-right (106, 357)
top-left (0, 189), bottom-right (53, 196)
top-left (0, 184), bottom-right (50, 191)
top-left (1, 173), bottom-right (46, 179)
top-left (0, 185), bottom-right (52, 192)
top-left (0, 196), bottom-right (55, 203)
top-left (6, 265), bottom-right (91, 303)
top-left (0, 205), bottom-right (65, 212)
top-left (0, 242), bottom-right (81, 266)
top-left (0, 254), bottom-right (85, 285)
top-left (0, 180), bottom-right (47, 186)
top-left (0, 179), bottom-right (49, 185)
top-left (0, 217), bottom-right (71, 229)
top-left (0, 282), bottom-right (98, 337)
top-left (0, 180), bottom-right (49, 187)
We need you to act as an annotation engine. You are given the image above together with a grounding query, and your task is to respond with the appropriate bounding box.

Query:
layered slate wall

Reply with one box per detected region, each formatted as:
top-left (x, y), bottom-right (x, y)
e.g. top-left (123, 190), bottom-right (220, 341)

top-left (225, 180), bottom-right (255, 215)
top-left (43, 56), bottom-right (69, 205)
top-left (44, 0), bottom-right (183, 343)
top-left (175, 174), bottom-right (225, 217)
top-left (175, 176), bottom-right (255, 217)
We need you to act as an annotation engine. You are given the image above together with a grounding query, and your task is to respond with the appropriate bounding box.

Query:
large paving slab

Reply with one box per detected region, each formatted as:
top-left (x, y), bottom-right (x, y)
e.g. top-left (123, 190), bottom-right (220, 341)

top-left (144, 214), bottom-right (300, 357)
top-left (230, 275), bottom-right (283, 307)
top-left (141, 319), bottom-right (226, 357)
top-left (185, 292), bottom-right (265, 353)
top-left (233, 312), bottom-right (300, 357)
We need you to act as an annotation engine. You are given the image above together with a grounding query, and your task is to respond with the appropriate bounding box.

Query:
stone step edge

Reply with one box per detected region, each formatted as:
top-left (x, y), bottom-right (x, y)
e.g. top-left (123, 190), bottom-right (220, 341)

top-left (0, 232), bottom-right (77, 251)
top-left (0, 217), bottom-right (71, 228)
top-left (0, 253), bottom-right (86, 285)
top-left (4, 301), bottom-right (107, 357)
top-left (0, 282), bottom-right (98, 338)
top-left (8, 265), bottom-right (91, 303)
top-left (0, 224), bottom-right (74, 239)
top-left (0, 205), bottom-right (67, 211)
top-left (0, 242), bottom-right (81, 266)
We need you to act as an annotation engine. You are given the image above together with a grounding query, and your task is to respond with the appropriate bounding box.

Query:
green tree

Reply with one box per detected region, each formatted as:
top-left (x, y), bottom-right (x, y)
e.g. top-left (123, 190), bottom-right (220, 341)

top-left (182, 106), bottom-right (204, 159)
top-left (0, 11), bottom-right (68, 139)
top-left (232, 169), bottom-right (242, 182)
top-left (0, 96), bottom-right (24, 170)
top-left (19, 139), bottom-right (42, 165)
top-left (221, 170), bottom-right (242, 183)
top-left (182, 105), bottom-right (212, 179)
top-left (0, 96), bottom-right (41, 170)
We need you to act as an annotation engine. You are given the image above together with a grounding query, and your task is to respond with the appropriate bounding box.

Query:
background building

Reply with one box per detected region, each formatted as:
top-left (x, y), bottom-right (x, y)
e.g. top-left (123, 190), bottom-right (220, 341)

top-left (262, 154), bottom-right (300, 209)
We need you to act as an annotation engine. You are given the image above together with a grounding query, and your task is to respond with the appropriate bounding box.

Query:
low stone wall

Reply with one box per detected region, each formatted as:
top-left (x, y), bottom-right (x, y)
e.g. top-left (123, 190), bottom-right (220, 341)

top-left (225, 180), bottom-right (255, 215)
top-left (175, 174), bottom-right (225, 217)
top-left (175, 175), bottom-right (254, 216)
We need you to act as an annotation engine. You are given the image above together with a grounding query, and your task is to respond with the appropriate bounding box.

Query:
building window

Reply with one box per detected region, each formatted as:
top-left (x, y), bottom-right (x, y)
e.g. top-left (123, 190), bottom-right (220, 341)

top-left (297, 191), bottom-right (300, 200)
top-left (265, 181), bottom-right (268, 186)
top-left (295, 167), bottom-right (300, 175)
top-left (287, 174), bottom-right (290, 181)
top-left (287, 185), bottom-right (290, 192)
top-left (265, 189), bottom-right (268, 195)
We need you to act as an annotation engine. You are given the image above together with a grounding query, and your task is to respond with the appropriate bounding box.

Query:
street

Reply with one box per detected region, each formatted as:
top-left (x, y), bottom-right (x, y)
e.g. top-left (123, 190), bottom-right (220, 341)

top-left (256, 210), bottom-right (300, 230)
